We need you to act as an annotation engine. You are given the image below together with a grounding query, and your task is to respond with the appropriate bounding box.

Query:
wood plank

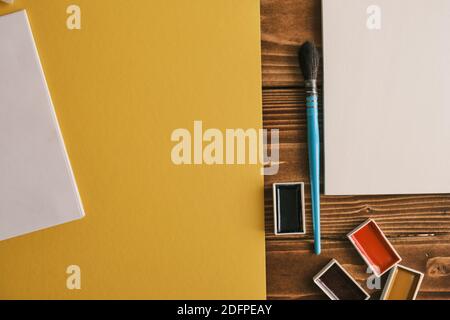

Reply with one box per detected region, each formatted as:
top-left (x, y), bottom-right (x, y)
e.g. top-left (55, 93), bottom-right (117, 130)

top-left (261, 0), bottom-right (322, 87)
top-left (265, 190), bottom-right (450, 240)
top-left (266, 237), bottom-right (450, 300)
top-left (263, 88), bottom-right (322, 142)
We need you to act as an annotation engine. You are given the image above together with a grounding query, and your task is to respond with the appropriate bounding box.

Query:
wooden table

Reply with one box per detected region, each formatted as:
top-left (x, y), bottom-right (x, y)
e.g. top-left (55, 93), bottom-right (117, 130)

top-left (261, 0), bottom-right (450, 299)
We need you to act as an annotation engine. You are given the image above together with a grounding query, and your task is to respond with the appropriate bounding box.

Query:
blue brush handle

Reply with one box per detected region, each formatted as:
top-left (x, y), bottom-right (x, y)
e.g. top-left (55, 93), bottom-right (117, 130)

top-left (306, 94), bottom-right (321, 255)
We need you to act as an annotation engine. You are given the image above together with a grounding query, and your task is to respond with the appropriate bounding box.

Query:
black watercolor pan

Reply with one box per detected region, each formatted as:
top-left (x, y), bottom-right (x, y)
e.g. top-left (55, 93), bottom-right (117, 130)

top-left (314, 259), bottom-right (370, 300)
top-left (272, 182), bottom-right (305, 235)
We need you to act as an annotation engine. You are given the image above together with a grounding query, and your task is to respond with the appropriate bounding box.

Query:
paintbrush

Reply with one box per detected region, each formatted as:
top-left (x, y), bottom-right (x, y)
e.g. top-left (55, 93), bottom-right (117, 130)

top-left (298, 41), bottom-right (321, 255)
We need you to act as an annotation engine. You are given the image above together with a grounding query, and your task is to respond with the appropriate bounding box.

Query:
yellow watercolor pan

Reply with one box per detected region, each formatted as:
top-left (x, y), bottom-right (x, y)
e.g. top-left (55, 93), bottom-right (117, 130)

top-left (380, 265), bottom-right (424, 300)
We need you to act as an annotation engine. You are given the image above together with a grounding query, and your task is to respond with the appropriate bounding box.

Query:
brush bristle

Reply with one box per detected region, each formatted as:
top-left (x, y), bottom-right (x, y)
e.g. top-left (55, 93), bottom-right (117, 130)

top-left (298, 41), bottom-right (319, 81)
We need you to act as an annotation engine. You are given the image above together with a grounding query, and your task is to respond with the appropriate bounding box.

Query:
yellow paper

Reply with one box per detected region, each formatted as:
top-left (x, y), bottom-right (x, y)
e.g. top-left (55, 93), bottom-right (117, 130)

top-left (0, 0), bottom-right (265, 299)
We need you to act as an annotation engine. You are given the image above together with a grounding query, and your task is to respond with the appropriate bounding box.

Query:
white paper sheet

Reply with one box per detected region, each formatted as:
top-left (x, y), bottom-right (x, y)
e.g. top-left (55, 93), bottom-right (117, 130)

top-left (323, 0), bottom-right (450, 195)
top-left (0, 10), bottom-right (84, 240)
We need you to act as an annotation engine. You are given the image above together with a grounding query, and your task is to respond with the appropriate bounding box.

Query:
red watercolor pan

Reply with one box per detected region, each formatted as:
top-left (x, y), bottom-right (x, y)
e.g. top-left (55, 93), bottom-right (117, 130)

top-left (347, 219), bottom-right (401, 277)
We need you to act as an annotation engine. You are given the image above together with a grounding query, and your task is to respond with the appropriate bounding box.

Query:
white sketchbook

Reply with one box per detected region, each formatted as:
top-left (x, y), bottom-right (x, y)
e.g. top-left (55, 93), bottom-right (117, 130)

top-left (322, 0), bottom-right (450, 195)
top-left (0, 10), bottom-right (84, 240)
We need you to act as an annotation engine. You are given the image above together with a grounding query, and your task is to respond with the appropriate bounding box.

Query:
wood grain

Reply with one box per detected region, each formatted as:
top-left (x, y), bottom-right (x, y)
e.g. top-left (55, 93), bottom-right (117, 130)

top-left (266, 237), bottom-right (450, 300)
top-left (261, 0), bottom-right (450, 300)
top-left (261, 0), bottom-right (322, 87)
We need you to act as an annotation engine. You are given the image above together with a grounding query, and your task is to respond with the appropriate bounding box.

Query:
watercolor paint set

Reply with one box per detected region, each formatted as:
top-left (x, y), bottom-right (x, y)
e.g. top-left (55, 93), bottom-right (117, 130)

top-left (311, 219), bottom-right (424, 300)
top-left (272, 182), bottom-right (425, 300)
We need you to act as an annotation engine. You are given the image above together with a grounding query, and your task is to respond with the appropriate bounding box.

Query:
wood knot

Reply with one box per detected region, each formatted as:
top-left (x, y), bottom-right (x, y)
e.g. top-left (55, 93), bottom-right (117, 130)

top-left (426, 257), bottom-right (450, 277)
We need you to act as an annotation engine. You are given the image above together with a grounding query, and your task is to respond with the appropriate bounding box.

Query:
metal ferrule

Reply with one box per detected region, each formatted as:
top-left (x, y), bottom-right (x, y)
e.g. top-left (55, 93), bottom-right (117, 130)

top-left (305, 79), bottom-right (317, 90)
top-left (305, 79), bottom-right (318, 108)
top-left (305, 80), bottom-right (318, 105)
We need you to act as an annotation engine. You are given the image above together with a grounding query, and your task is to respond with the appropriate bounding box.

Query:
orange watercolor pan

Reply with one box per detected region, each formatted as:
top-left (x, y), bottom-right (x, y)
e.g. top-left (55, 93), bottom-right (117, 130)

top-left (347, 219), bottom-right (401, 277)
